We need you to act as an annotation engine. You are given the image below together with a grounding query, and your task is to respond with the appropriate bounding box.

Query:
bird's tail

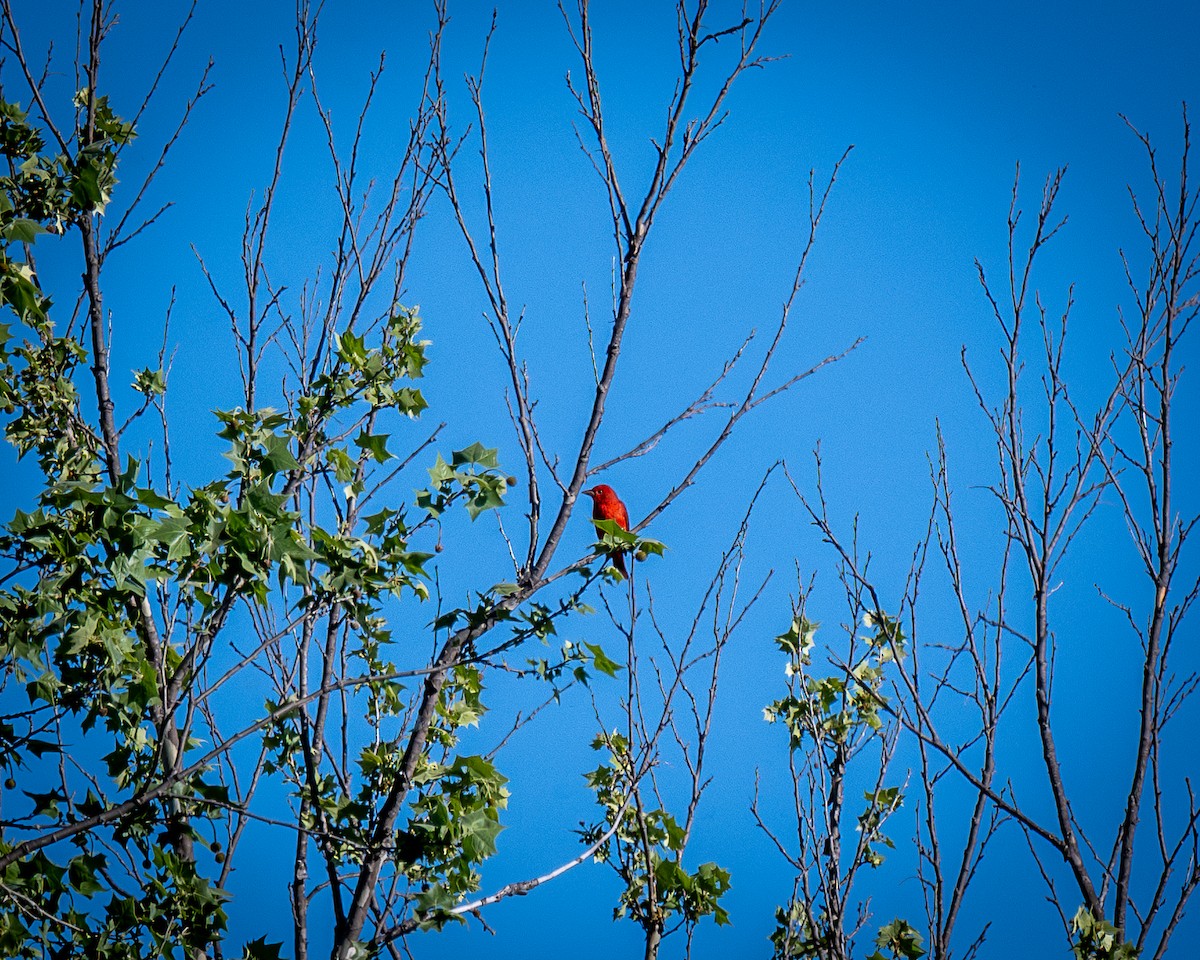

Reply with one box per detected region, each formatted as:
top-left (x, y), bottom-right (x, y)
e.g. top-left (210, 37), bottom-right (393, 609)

top-left (612, 550), bottom-right (628, 577)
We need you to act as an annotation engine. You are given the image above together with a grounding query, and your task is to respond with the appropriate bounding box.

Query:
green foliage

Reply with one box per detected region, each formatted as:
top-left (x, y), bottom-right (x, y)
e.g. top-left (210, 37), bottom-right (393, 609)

top-left (770, 904), bottom-right (925, 960)
top-left (764, 606), bottom-right (915, 956)
top-left (773, 614), bottom-right (819, 660)
top-left (240, 938), bottom-right (286, 960)
top-left (0, 72), bottom-right (545, 958)
top-left (522, 631), bottom-right (620, 688)
top-left (770, 900), bottom-right (831, 959)
top-left (1070, 908), bottom-right (1139, 960)
top-left (131, 366), bottom-right (165, 397)
top-left (582, 731), bottom-right (732, 938)
top-left (1, 328), bottom-right (96, 480)
top-left (0, 98), bottom-right (66, 241)
top-left (868, 918), bottom-right (927, 960)
top-left (763, 611), bottom-right (903, 750)
top-left (858, 786), bottom-right (903, 868)
top-left (405, 751), bottom-right (510, 926)
top-left (0, 88), bottom-right (133, 243)
top-left (589, 516), bottom-right (665, 579)
top-left (418, 442), bottom-right (510, 520)
top-left (0, 838), bottom-right (229, 959)
top-left (71, 87), bottom-right (135, 214)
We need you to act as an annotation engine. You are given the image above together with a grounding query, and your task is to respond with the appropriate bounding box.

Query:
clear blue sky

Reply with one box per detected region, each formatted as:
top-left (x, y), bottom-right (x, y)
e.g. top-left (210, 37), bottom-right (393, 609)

top-left (5, 0), bottom-right (1199, 956)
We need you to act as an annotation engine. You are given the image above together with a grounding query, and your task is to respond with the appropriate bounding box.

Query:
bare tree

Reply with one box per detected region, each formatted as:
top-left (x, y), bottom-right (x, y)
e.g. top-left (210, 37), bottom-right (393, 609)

top-left (774, 112), bottom-right (1199, 959)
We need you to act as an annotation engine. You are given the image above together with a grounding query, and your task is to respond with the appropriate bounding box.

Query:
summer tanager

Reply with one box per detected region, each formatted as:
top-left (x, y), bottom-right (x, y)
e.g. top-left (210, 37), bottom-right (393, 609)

top-left (583, 483), bottom-right (630, 576)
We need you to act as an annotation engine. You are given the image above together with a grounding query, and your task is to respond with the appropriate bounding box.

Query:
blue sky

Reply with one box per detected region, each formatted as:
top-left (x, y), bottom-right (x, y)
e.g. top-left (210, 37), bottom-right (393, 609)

top-left (4, 0), bottom-right (1200, 956)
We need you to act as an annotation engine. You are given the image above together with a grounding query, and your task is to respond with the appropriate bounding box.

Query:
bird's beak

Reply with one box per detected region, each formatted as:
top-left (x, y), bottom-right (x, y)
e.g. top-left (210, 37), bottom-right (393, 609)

top-left (581, 488), bottom-right (596, 499)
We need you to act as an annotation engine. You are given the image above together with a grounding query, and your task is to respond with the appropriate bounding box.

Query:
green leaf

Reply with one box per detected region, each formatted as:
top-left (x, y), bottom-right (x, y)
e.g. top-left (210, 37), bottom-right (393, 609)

top-left (240, 937), bottom-right (285, 960)
top-left (1, 218), bottom-right (46, 243)
top-left (335, 330), bottom-right (367, 365)
top-left (775, 615), bottom-right (819, 657)
top-left (262, 432), bottom-right (299, 474)
top-left (452, 442), bottom-right (499, 469)
top-left (137, 487), bottom-right (175, 510)
top-left (25, 788), bottom-right (66, 818)
top-left (427, 452), bottom-right (454, 486)
top-left (634, 536), bottom-right (667, 557)
top-left (395, 386), bottom-right (428, 416)
top-left (70, 158), bottom-right (108, 213)
top-left (24, 738), bottom-right (59, 758)
top-left (327, 447), bottom-right (356, 483)
top-left (355, 430), bottom-right (392, 463)
top-left (874, 919), bottom-right (926, 959)
top-left (592, 517), bottom-right (637, 544)
top-left (68, 854), bottom-right (106, 896)
top-left (584, 642), bottom-right (623, 678)
top-left (465, 476), bottom-right (506, 520)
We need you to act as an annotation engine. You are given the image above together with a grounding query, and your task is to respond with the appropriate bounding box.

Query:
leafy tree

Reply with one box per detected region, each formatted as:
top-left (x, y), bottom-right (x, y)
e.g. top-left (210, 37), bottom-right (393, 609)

top-left (0, 2), bottom-right (835, 958)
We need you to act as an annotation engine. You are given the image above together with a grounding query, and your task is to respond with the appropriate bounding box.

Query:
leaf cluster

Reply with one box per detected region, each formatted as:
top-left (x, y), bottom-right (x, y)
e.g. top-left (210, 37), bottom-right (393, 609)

top-left (583, 731), bottom-right (732, 932)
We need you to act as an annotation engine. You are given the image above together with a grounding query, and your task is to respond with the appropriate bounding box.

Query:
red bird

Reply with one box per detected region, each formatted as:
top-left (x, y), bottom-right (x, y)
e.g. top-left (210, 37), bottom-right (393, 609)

top-left (583, 484), bottom-right (630, 577)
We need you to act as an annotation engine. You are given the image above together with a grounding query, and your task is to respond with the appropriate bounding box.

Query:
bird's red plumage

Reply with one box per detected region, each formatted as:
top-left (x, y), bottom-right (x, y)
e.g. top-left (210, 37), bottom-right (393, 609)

top-left (583, 484), bottom-right (630, 576)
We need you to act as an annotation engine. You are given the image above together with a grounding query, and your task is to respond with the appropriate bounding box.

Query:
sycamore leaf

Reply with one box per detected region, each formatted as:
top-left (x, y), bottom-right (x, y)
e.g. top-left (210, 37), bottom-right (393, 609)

top-left (355, 430), bottom-right (392, 463)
